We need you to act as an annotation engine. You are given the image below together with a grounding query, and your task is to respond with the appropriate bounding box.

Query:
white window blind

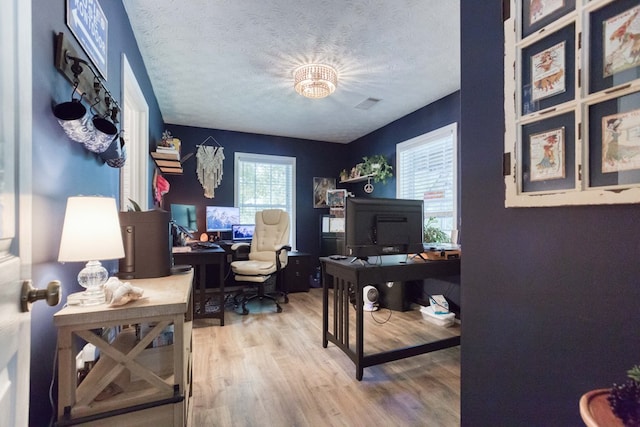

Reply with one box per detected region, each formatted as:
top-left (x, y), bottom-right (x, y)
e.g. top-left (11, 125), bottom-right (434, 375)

top-left (396, 123), bottom-right (458, 233)
top-left (234, 152), bottom-right (296, 249)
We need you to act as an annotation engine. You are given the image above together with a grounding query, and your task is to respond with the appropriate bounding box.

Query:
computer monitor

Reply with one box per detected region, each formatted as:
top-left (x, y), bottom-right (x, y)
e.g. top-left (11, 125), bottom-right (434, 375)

top-left (345, 197), bottom-right (424, 259)
top-left (231, 224), bottom-right (255, 241)
top-left (206, 206), bottom-right (240, 232)
top-left (170, 203), bottom-right (197, 233)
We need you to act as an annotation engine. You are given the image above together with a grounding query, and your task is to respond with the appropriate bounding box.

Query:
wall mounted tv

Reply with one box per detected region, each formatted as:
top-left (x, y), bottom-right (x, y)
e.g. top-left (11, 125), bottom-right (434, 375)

top-left (345, 197), bottom-right (424, 259)
top-left (170, 203), bottom-right (198, 233)
top-left (206, 206), bottom-right (240, 232)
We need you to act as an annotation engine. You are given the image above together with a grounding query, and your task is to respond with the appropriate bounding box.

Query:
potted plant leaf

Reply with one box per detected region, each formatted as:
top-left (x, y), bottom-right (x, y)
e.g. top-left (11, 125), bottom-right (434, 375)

top-left (361, 155), bottom-right (393, 183)
top-left (424, 217), bottom-right (450, 243)
top-left (608, 364), bottom-right (640, 425)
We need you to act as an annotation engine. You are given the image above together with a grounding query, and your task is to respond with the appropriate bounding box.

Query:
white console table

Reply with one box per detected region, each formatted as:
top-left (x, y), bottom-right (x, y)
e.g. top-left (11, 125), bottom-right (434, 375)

top-left (54, 270), bottom-right (193, 426)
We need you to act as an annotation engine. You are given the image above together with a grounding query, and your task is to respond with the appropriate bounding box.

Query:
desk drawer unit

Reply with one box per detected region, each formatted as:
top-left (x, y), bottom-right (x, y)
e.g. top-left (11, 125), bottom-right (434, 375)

top-left (284, 252), bottom-right (311, 293)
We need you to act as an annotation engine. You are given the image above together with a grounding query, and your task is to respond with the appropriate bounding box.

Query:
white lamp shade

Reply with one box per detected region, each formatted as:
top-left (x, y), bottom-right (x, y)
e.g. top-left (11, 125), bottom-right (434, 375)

top-left (58, 196), bottom-right (125, 262)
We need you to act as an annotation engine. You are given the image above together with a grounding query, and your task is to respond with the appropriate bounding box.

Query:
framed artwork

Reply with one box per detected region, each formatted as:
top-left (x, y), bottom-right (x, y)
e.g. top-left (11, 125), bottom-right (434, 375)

top-left (531, 41), bottom-right (566, 101)
top-left (529, 0), bottom-right (564, 26)
top-left (601, 109), bottom-right (640, 174)
top-left (521, 111), bottom-right (575, 193)
top-left (589, 0), bottom-right (640, 93)
top-left (529, 127), bottom-right (565, 181)
top-left (313, 177), bottom-right (335, 208)
top-left (66, 0), bottom-right (108, 79)
top-left (522, 0), bottom-right (575, 38)
top-left (327, 189), bottom-right (347, 207)
top-left (505, 0), bottom-right (640, 205)
top-left (603, 4), bottom-right (640, 77)
top-left (521, 24), bottom-right (574, 114)
top-left (588, 91), bottom-right (640, 188)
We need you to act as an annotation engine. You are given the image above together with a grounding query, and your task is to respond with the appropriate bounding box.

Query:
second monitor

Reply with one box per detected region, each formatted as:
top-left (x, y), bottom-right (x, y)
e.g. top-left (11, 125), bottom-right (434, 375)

top-left (206, 206), bottom-right (240, 232)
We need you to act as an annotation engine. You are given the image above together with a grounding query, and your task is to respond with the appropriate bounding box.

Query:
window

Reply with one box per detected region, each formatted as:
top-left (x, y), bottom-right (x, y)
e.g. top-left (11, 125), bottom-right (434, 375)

top-left (396, 123), bottom-right (458, 236)
top-left (234, 152), bottom-right (296, 249)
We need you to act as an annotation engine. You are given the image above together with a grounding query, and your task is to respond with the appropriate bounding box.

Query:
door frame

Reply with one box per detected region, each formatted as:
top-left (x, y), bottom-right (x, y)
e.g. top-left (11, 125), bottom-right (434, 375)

top-left (121, 54), bottom-right (149, 211)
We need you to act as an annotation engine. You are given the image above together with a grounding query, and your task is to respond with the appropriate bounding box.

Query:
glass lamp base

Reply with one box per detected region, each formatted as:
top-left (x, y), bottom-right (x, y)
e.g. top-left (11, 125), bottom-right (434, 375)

top-left (79, 287), bottom-right (106, 306)
top-left (77, 260), bottom-right (108, 306)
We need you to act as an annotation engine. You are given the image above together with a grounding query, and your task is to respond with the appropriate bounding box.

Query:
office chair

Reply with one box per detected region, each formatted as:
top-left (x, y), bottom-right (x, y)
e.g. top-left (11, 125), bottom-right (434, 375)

top-left (230, 209), bottom-right (291, 314)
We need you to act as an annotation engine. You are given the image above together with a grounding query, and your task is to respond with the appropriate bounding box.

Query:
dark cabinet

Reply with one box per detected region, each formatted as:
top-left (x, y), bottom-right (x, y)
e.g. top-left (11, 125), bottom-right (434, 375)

top-left (284, 252), bottom-right (311, 293)
top-left (320, 214), bottom-right (345, 256)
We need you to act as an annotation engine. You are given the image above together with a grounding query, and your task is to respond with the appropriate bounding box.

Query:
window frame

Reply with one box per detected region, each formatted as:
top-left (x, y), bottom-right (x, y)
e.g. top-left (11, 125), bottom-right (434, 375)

top-left (234, 152), bottom-right (296, 250)
top-left (396, 122), bottom-right (459, 236)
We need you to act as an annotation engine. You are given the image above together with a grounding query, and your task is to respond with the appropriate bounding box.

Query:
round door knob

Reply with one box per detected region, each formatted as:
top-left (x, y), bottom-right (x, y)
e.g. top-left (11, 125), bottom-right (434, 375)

top-left (21, 280), bottom-right (62, 312)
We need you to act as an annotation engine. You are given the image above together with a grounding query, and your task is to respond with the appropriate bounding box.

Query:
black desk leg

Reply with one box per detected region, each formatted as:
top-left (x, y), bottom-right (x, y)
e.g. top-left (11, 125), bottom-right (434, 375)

top-left (199, 264), bottom-right (206, 320)
top-left (322, 265), bottom-right (328, 348)
top-left (355, 281), bottom-right (364, 381)
top-left (219, 263), bottom-right (225, 326)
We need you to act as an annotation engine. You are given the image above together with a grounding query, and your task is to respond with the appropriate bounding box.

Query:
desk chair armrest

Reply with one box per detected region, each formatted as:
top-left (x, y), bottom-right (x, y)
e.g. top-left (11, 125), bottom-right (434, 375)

top-left (275, 245), bottom-right (292, 271)
top-left (231, 242), bottom-right (251, 251)
top-left (274, 244), bottom-right (292, 253)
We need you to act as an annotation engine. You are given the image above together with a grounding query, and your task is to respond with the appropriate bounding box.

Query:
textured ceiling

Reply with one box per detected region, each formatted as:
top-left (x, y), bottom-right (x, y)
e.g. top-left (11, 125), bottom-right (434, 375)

top-left (122, 0), bottom-right (460, 144)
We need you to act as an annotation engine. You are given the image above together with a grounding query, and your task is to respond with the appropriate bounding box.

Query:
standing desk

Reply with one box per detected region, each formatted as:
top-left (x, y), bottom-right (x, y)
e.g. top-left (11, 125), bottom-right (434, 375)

top-left (173, 247), bottom-right (226, 325)
top-left (321, 256), bottom-right (461, 380)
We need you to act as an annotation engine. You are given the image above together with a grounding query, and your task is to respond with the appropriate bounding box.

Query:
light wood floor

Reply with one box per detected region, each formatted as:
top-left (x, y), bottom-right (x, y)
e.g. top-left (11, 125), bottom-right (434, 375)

top-left (190, 288), bottom-right (460, 427)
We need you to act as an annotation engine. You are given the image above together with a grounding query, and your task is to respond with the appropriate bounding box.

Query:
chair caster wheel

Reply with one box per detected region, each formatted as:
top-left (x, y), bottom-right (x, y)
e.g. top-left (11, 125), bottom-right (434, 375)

top-left (284, 296), bottom-right (289, 304)
top-left (242, 308), bottom-right (249, 315)
top-left (276, 306), bottom-right (283, 313)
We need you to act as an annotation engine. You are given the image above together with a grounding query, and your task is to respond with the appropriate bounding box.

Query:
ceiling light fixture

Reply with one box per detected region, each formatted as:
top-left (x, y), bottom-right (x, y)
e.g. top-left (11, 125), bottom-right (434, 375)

top-left (293, 64), bottom-right (338, 99)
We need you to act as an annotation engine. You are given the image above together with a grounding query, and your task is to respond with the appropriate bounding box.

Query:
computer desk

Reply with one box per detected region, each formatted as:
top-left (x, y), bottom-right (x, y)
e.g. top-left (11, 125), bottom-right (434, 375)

top-left (321, 256), bottom-right (461, 380)
top-left (173, 247), bottom-right (227, 325)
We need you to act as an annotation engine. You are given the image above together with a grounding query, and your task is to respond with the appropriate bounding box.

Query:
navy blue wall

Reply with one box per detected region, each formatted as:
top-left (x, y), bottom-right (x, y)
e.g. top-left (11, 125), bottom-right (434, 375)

top-left (30, 1), bottom-right (164, 425)
top-left (460, 1), bottom-right (640, 425)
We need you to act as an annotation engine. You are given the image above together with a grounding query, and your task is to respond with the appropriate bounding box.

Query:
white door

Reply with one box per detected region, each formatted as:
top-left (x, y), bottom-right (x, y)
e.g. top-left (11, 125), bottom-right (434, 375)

top-left (0, 0), bottom-right (33, 425)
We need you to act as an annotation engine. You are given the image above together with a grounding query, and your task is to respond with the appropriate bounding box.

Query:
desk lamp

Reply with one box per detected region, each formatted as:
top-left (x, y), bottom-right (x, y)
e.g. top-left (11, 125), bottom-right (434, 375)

top-left (58, 196), bottom-right (125, 306)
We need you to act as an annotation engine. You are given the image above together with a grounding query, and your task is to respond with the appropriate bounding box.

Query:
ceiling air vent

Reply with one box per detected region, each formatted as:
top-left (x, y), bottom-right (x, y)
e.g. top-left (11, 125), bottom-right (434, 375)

top-left (354, 98), bottom-right (381, 110)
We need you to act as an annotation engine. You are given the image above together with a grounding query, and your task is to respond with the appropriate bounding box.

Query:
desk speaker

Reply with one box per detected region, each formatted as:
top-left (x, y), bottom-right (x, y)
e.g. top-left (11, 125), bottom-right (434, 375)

top-left (117, 210), bottom-right (171, 279)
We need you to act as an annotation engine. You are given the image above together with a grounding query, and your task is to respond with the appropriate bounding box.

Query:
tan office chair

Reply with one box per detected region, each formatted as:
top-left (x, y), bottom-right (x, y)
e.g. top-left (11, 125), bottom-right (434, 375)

top-left (230, 209), bottom-right (291, 314)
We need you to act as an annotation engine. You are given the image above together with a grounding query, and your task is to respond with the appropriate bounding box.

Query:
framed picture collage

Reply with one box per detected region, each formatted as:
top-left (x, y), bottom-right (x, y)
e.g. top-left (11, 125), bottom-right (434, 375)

top-left (504, 0), bottom-right (640, 206)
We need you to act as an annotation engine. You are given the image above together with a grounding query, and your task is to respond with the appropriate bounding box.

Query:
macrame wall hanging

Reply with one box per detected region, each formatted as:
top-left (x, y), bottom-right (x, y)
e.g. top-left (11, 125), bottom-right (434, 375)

top-left (196, 136), bottom-right (224, 198)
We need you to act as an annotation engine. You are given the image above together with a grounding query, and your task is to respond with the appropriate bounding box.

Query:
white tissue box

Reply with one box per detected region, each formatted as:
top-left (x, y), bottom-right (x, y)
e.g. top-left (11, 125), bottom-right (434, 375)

top-left (428, 294), bottom-right (450, 314)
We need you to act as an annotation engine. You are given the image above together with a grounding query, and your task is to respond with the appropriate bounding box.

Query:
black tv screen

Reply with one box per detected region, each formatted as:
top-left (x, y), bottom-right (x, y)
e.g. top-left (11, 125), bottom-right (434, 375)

top-left (345, 198), bottom-right (424, 258)
top-left (170, 203), bottom-right (197, 233)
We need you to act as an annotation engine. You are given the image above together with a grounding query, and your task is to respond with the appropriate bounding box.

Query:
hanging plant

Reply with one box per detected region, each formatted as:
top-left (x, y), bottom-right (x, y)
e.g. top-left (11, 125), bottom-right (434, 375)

top-left (361, 155), bottom-right (393, 183)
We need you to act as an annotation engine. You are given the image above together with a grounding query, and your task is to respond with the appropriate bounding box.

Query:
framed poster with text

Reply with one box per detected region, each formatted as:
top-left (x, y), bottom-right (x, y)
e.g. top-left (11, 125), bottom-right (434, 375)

top-left (66, 0), bottom-right (108, 79)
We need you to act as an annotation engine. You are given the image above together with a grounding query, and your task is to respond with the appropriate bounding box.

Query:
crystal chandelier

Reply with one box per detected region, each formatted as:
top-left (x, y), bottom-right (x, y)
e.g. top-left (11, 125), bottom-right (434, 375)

top-left (293, 64), bottom-right (338, 99)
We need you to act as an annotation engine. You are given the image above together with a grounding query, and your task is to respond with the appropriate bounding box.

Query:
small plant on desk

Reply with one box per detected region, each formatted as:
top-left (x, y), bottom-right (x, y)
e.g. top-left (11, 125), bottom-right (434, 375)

top-left (424, 217), bottom-right (450, 243)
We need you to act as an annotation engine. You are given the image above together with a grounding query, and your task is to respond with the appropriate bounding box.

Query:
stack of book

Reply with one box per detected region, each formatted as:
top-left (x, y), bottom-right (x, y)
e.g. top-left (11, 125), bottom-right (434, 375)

top-left (151, 144), bottom-right (183, 174)
top-left (153, 145), bottom-right (180, 160)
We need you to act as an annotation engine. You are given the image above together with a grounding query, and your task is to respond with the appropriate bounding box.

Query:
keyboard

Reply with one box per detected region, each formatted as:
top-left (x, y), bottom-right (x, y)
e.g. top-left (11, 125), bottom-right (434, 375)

top-left (195, 242), bottom-right (220, 249)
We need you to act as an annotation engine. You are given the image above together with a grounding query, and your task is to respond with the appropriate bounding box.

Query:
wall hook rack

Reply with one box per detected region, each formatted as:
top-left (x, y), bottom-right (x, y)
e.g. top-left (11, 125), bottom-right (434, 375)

top-left (54, 32), bottom-right (120, 122)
